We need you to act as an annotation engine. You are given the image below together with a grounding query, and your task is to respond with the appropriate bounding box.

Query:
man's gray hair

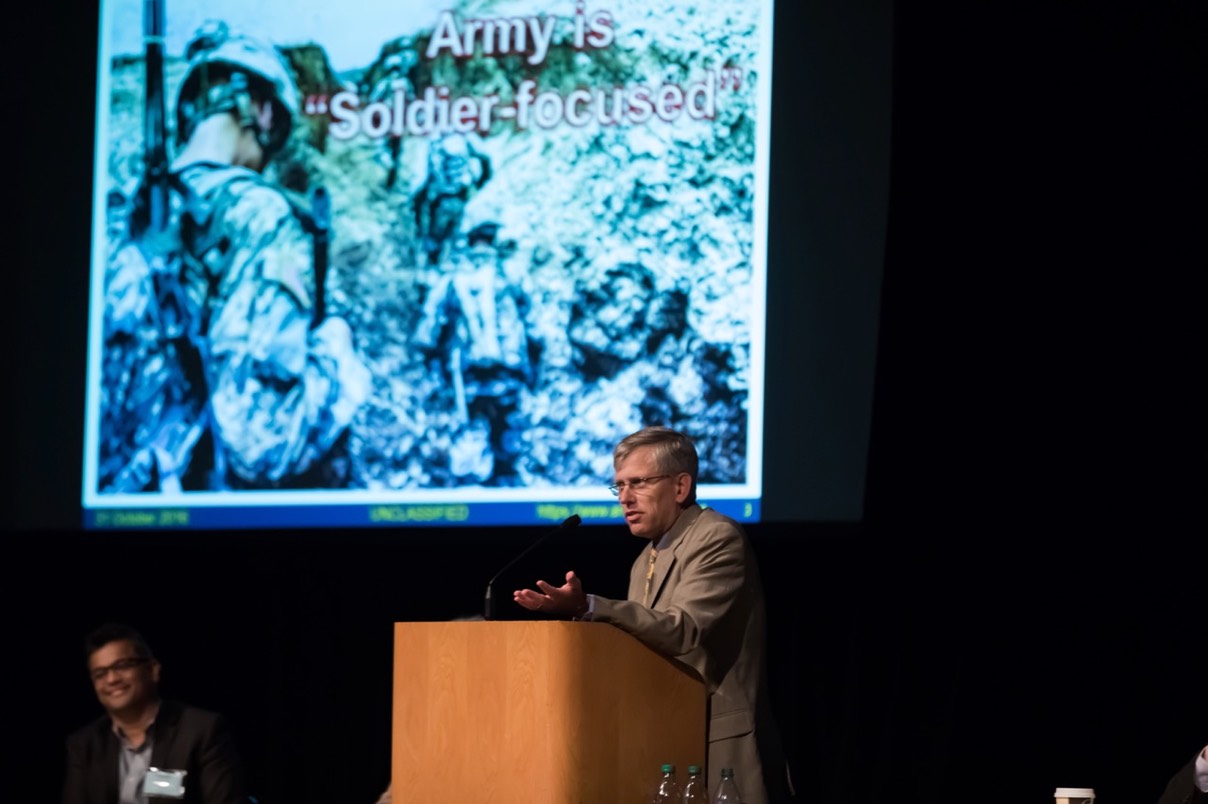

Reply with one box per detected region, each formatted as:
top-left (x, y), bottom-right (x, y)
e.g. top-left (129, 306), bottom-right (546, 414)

top-left (614, 426), bottom-right (699, 504)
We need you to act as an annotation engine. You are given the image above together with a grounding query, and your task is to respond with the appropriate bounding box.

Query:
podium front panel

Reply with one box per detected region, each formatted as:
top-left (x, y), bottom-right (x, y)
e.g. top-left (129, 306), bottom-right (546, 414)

top-left (393, 621), bottom-right (706, 802)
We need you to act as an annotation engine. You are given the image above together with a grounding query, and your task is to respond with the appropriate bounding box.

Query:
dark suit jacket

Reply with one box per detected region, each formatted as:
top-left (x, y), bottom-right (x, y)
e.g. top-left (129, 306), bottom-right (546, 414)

top-left (591, 504), bottom-right (788, 804)
top-left (1159, 754), bottom-right (1208, 804)
top-left (62, 700), bottom-right (247, 804)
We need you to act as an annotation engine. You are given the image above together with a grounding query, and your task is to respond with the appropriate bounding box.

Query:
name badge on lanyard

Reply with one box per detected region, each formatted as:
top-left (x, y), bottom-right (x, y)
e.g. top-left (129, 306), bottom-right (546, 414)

top-left (144, 768), bottom-right (187, 799)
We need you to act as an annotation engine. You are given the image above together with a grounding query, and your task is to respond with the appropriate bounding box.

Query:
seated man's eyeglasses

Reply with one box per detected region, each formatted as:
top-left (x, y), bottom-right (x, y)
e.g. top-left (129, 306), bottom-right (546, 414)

top-left (90, 657), bottom-right (150, 682)
top-left (608, 474), bottom-right (672, 495)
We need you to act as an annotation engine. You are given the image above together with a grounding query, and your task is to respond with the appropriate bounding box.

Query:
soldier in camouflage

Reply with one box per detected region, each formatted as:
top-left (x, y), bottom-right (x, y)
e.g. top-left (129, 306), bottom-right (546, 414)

top-left (412, 222), bottom-right (538, 485)
top-left (100, 22), bottom-right (370, 492)
top-left (412, 133), bottom-right (492, 269)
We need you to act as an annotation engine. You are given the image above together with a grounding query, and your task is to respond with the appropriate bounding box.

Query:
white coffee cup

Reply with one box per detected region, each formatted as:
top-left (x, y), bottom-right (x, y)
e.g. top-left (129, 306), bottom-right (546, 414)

top-left (1054, 787), bottom-right (1095, 804)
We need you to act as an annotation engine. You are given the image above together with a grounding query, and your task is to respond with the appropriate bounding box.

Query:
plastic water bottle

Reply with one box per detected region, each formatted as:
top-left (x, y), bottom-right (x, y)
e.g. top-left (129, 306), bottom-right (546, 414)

top-left (713, 767), bottom-right (742, 803)
top-left (651, 763), bottom-right (681, 803)
top-left (682, 764), bottom-right (709, 803)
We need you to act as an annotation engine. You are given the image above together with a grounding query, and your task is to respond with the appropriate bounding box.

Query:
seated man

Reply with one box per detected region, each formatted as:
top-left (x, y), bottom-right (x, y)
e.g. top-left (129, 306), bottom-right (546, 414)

top-left (62, 623), bottom-right (248, 804)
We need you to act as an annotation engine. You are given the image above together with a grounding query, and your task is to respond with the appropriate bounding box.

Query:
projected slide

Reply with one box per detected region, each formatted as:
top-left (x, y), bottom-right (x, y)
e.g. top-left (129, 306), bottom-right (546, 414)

top-left (82, 0), bottom-right (773, 529)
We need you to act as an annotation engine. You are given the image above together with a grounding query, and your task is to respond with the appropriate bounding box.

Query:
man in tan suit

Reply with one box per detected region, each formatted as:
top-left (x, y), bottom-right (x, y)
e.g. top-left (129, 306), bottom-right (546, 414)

top-left (514, 426), bottom-right (790, 804)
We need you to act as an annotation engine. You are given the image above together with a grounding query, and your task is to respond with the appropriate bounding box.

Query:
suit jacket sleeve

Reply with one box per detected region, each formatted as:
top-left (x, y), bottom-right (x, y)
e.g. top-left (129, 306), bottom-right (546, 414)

top-left (62, 733), bottom-right (88, 804)
top-left (152, 703), bottom-right (248, 804)
top-left (194, 712), bottom-right (246, 804)
top-left (63, 720), bottom-right (112, 804)
top-left (592, 508), bottom-right (748, 662)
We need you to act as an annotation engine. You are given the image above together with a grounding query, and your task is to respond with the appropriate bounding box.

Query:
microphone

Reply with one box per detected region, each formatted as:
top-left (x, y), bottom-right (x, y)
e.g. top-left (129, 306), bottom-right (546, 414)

top-left (483, 514), bottom-right (582, 620)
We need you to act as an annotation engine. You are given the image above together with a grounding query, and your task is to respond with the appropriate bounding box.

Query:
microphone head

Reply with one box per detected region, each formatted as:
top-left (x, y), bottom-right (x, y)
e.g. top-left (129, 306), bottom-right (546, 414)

top-left (563, 514), bottom-right (582, 528)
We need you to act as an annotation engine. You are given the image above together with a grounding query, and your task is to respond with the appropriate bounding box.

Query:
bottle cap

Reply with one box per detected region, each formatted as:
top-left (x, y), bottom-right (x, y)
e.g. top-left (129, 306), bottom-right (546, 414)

top-left (721, 768), bottom-right (735, 779)
top-left (661, 764), bottom-right (675, 773)
top-left (688, 764), bottom-right (702, 774)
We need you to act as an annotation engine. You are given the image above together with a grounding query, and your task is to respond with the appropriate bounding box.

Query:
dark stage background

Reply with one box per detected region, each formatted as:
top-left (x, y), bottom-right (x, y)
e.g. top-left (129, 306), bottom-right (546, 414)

top-left (8, 3), bottom-right (1204, 804)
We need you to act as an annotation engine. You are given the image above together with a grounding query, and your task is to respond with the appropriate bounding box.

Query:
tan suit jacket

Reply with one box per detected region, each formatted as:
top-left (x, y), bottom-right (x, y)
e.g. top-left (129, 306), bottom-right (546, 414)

top-left (591, 504), bottom-right (783, 804)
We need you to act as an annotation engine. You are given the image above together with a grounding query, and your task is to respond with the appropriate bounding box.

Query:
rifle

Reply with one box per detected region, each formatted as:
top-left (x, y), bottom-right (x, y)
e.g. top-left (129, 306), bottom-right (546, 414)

top-left (136, 0), bottom-right (170, 238)
top-left (309, 185), bottom-right (330, 328)
top-left (384, 135), bottom-right (402, 190)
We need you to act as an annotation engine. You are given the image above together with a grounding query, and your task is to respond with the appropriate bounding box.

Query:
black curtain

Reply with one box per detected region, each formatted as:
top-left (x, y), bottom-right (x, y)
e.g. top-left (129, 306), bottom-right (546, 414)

top-left (11, 3), bottom-right (1205, 803)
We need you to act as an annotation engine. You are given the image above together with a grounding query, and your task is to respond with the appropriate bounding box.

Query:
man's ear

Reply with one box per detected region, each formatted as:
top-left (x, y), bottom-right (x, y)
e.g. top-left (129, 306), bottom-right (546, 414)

top-left (674, 472), bottom-right (692, 504)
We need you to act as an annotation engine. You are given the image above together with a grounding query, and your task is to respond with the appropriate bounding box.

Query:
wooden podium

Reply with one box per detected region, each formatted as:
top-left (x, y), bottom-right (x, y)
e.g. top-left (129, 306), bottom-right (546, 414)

top-left (392, 620), bottom-right (707, 802)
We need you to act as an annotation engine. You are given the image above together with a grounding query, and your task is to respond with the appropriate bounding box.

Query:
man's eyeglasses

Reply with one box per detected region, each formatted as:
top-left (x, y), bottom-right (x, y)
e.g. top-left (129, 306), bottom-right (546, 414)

top-left (89, 657), bottom-right (149, 682)
top-left (608, 474), bottom-right (672, 496)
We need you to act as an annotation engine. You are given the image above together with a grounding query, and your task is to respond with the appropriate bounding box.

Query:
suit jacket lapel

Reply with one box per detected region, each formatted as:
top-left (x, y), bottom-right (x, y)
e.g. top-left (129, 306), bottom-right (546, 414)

top-left (648, 505), bottom-right (702, 607)
top-left (94, 719), bottom-right (122, 803)
top-left (648, 543), bottom-right (675, 606)
top-left (149, 700), bottom-right (180, 769)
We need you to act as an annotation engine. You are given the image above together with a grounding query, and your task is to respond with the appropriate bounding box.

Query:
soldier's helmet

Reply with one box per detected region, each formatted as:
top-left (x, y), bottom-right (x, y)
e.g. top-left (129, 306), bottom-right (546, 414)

top-left (174, 20), bottom-right (300, 156)
top-left (466, 221), bottom-right (500, 248)
top-left (431, 133), bottom-right (471, 173)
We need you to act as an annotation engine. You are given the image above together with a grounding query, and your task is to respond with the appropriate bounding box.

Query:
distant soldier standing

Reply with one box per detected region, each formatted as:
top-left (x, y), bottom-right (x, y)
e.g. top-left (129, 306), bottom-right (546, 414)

top-left (100, 22), bottom-right (370, 491)
top-left (413, 222), bottom-right (539, 485)
top-left (412, 133), bottom-right (492, 269)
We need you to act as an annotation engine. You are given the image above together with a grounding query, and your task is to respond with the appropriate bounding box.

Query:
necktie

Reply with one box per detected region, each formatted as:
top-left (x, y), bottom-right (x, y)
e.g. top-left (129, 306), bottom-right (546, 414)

top-left (642, 545), bottom-right (659, 606)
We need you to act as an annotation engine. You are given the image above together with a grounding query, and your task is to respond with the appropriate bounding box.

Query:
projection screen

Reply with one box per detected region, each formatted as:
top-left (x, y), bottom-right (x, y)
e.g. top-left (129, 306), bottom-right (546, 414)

top-left (82, 0), bottom-right (775, 529)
